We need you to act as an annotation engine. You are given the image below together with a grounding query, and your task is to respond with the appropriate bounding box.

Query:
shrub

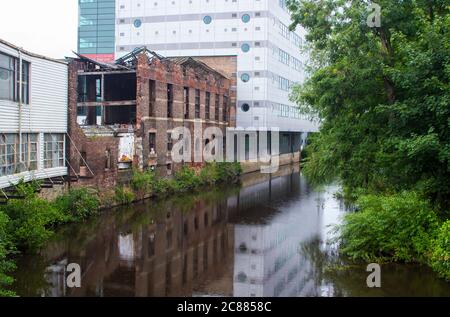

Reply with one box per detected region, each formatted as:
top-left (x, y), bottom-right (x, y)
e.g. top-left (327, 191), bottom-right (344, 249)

top-left (54, 188), bottom-right (100, 222)
top-left (199, 163), bottom-right (219, 186)
top-left (174, 166), bottom-right (201, 192)
top-left (130, 169), bottom-right (154, 199)
top-left (2, 192), bottom-right (65, 252)
top-left (430, 220), bottom-right (450, 280)
top-left (0, 211), bottom-right (15, 297)
top-left (339, 191), bottom-right (440, 263)
top-left (114, 186), bottom-right (135, 205)
top-left (215, 162), bottom-right (242, 183)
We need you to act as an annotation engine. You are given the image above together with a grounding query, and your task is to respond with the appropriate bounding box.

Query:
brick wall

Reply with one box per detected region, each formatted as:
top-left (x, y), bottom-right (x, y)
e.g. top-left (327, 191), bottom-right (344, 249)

top-left (67, 52), bottom-right (236, 189)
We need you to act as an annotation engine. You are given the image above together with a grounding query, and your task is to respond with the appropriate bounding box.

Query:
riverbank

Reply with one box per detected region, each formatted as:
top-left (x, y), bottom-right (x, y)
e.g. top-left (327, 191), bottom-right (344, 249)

top-left (7, 168), bottom-right (450, 297)
top-left (0, 162), bottom-right (242, 296)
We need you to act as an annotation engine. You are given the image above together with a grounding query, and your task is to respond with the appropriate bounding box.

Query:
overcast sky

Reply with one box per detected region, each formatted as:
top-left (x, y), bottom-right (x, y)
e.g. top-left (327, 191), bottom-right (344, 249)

top-left (0, 0), bottom-right (78, 59)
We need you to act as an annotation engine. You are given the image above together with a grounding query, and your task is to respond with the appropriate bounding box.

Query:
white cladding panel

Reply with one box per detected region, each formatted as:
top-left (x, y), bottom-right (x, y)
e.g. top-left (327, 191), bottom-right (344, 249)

top-left (0, 41), bottom-right (68, 134)
top-left (0, 41), bottom-right (68, 189)
top-left (115, 0), bottom-right (319, 132)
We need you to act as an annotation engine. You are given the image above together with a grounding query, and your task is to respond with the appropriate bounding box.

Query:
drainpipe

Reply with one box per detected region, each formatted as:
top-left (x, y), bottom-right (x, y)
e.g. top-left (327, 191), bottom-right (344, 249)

top-left (18, 49), bottom-right (23, 166)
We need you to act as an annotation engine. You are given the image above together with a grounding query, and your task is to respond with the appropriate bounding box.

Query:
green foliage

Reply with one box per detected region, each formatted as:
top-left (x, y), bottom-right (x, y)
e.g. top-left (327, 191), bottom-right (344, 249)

top-left (0, 211), bottom-right (16, 296)
top-left (128, 163), bottom-right (242, 199)
top-left (214, 162), bottom-right (242, 183)
top-left (287, 0), bottom-right (450, 209)
top-left (174, 166), bottom-right (201, 192)
top-left (1, 186), bottom-right (65, 252)
top-left (339, 191), bottom-right (440, 263)
top-left (114, 186), bottom-right (135, 205)
top-left (130, 169), bottom-right (154, 199)
top-left (54, 188), bottom-right (100, 222)
top-left (430, 220), bottom-right (450, 280)
top-left (287, 0), bottom-right (449, 279)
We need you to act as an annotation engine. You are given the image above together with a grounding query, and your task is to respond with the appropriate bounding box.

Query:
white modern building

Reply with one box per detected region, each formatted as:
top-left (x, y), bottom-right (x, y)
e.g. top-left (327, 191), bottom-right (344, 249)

top-left (113, 0), bottom-right (319, 144)
top-left (0, 39), bottom-right (68, 191)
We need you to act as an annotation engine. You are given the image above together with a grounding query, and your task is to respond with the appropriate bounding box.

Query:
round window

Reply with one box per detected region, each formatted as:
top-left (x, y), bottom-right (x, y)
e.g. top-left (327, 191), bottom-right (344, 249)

top-left (241, 43), bottom-right (250, 53)
top-left (237, 272), bottom-right (248, 283)
top-left (241, 73), bottom-right (250, 83)
top-left (133, 19), bottom-right (142, 28)
top-left (203, 15), bottom-right (212, 24)
top-left (241, 103), bottom-right (250, 112)
top-left (241, 14), bottom-right (251, 23)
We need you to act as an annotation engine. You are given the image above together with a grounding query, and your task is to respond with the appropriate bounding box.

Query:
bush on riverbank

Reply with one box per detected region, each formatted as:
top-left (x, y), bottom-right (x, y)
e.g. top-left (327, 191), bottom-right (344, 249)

top-left (54, 188), bottom-right (100, 222)
top-left (338, 191), bottom-right (449, 280)
top-left (127, 162), bottom-right (242, 199)
top-left (114, 186), bottom-right (135, 205)
top-left (0, 211), bottom-right (15, 297)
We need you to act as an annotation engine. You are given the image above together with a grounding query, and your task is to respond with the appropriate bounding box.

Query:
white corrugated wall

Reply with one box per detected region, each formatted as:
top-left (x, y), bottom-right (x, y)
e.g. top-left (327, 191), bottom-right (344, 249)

top-left (0, 41), bottom-right (68, 189)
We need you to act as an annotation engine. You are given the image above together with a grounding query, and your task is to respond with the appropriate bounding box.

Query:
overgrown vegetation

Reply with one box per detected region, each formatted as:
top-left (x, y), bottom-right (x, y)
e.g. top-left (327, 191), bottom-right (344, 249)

top-left (338, 192), bottom-right (449, 279)
top-left (287, 0), bottom-right (449, 278)
top-left (128, 162), bottom-right (242, 198)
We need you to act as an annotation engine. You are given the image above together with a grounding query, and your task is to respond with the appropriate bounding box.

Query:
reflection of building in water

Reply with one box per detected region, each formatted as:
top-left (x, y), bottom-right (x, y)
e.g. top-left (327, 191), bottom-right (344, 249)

top-left (40, 165), bottom-right (322, 297)
top-left (229, 170), bottom-right (322, 297)
top-left (42, 196), bottom-right (235, 297)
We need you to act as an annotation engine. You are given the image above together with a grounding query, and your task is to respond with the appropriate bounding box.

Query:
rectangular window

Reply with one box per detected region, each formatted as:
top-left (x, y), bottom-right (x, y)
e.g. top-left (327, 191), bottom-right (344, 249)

top-left (0, 134), bottom-right (17, 176)
top-left (43, 134), bottom-right (64, 168)
top-left (149, 80), bottom-right (155, 116)
top-left (0, 53), bottom-right (15, 101)
top-left (184, 87), bottom-right (189, 119)
top-left (223, 96), bottom-right (228, 122)
top-left (0, 53), bottom-right (30, 104)
top-left (215, 94), bottom-right (220, 121)
top-left (195, 89), bottom-right (200, 119)
top-left (167, 84), bottom-right (173, 118)
top-left (149, 133), bottom-right (156, 152)
top-left (0, 133), bottom-right (38, 176)
top-left (167, 133), bottom-right (173, 152)
top-left (205, 92), bottom-right (210, 120)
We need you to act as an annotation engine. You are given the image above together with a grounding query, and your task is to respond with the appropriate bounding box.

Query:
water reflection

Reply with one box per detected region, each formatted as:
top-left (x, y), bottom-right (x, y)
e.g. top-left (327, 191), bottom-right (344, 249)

top-left (11, 165), bottom-right (450, 297)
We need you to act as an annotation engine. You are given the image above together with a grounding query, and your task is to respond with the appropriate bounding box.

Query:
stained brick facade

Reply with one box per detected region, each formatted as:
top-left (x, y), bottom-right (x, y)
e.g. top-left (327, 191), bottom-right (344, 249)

top-left (67, 50), bottom-right (236, 189)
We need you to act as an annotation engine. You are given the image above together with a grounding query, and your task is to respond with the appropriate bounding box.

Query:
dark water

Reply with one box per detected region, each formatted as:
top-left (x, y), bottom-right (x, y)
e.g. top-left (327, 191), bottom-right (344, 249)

top-left (10, 165), bottom-right (450, 297)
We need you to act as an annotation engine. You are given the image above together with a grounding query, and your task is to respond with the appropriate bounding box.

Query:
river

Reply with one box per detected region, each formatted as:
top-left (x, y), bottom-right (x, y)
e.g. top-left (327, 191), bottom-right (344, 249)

top-left (10, 165), bottom-right (450, 297)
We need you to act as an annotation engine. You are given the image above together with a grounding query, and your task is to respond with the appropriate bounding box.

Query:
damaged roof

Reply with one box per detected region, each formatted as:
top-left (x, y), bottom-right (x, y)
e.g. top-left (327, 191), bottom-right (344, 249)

top-left (166, 56), bottom-right (228, 79)
top-left (74, 46), bottom-right (228, 78)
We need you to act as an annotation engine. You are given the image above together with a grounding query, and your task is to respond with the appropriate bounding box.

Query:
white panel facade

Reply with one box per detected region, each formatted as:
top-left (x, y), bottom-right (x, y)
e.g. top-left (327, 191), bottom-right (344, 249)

top-left (0, 40), bottom-right (68, 189)
top-left (114, 0), bottom-right (319, 133)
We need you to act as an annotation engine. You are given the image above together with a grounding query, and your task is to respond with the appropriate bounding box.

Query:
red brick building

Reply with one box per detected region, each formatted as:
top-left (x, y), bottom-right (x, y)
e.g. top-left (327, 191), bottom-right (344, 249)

top-left (67, 48), bottom-right (236, 189)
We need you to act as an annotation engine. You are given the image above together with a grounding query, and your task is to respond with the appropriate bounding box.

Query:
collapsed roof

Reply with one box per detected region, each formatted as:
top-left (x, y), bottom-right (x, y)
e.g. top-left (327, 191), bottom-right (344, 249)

top-left (72, 46), bottom-right (228, 79)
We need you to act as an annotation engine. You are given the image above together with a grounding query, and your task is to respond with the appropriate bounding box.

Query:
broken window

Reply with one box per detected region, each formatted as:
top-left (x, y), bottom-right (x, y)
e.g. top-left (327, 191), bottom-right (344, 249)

top-left (195, 89), bottom-right (200, 119)
top-left (167, 84), bottom-right (173, 118)
top-left (77, 72), bottom-right (137, 126)
top-left (104, 73), bottom-right (136, 101)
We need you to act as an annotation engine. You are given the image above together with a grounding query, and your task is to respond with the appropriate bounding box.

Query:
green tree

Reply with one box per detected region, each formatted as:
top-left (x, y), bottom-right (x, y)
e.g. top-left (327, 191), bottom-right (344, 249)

top-left (287, 0), bottom-right (449, 210)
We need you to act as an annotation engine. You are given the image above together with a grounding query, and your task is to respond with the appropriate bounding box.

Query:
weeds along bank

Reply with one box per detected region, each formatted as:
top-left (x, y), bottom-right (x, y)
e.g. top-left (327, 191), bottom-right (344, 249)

top-left (0, 162), bottom-right (242, 296)
top-left (336, 191), bottom-right (449, 281)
